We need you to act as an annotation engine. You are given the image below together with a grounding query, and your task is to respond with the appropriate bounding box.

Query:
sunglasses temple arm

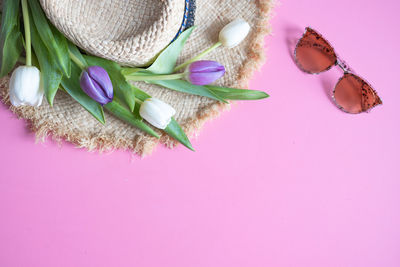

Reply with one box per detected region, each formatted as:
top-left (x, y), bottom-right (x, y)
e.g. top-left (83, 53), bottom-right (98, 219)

top-left (336, 57), bottom-right (353, 73)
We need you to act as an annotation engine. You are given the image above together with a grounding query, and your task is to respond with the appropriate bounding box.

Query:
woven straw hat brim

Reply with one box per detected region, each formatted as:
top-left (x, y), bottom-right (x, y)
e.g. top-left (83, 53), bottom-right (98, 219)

top-left (0, 0), bottom-right (276, 156)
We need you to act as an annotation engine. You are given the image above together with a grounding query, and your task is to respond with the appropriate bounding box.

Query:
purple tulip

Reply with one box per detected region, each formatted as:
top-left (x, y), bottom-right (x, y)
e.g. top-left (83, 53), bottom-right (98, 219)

top-left (80, 66), bottom-right (113, 105)
top-left (187, 60), bottom-right (226, 86)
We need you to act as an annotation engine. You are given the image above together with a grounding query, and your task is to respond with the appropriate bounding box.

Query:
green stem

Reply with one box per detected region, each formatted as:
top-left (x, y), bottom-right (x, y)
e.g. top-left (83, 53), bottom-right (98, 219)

top-left (69, 51), bottom-right (87, 70)
top-left (125, 73), bottom-right (185, 81)
top-left (173, 42), bottom-right (222, 72)
top-left (21, 0), bottom-right (31, 66)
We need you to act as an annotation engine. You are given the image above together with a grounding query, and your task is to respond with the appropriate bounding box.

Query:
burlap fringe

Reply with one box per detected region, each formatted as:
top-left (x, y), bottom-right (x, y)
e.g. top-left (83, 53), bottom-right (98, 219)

top-left (0, 0), bottom-right (276, 157)
top-left (0, 85), bottom-right (159, 155)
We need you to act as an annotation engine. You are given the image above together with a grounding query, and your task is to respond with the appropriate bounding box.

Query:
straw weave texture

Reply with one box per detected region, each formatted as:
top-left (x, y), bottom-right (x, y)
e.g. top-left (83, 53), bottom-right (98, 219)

top-left (39, 0), bottom-right (185, 66)
top-left (0, 0), bottom-right (276, 156)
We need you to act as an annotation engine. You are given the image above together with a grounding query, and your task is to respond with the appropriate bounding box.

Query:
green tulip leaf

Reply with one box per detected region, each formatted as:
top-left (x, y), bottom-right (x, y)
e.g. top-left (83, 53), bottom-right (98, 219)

top-left (164, 118), bottom-right (194, 151)
top-left (84, 55), bottom-right (136, 112)
top-left (121, 67), bottom-right (145, 76)
top-left (205, 86), bottom-right (270, 100)
top-left (67, 41), bottom-right (88, 69)
top-left (131, 84), bottom-right (151, 102)
top-left (150, 79), bottom-right (228, 103)
top-left (0, 0), bottom-right (23, 77)
top-left (30, 18), bottom-right (62, 106)
top-left (28, 0), bottom-right (71, 77)
top-left (61, 62), bottom-right (105, 124)
top-left (146, 27), bottom-right (194, 74)
top-left (104, 100), bottom-right (160, 139)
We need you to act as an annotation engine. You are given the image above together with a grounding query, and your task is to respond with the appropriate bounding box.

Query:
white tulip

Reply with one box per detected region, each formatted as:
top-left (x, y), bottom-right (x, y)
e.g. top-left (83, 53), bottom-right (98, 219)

top-left (9, 66), bottom-right (44, 107)
top-left (219, 18), bottom-right (251, 48)
top-left (139, 98), bottom-right (176, 129)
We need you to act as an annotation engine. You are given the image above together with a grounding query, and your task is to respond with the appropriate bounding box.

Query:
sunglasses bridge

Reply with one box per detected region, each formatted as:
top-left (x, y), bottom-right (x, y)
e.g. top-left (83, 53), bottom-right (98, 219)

top-left (336, 57), bottom-right (352, 73)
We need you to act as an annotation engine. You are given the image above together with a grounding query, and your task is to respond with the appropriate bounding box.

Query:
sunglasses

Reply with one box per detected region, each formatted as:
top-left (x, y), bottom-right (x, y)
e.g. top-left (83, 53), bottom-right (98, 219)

top-left (294, 27), bottom-right (382, 114)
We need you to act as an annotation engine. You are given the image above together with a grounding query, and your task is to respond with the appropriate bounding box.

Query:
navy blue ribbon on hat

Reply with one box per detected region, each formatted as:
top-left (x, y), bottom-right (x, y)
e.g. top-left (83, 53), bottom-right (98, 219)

top-left (171, 0), bottom-right (196, 42)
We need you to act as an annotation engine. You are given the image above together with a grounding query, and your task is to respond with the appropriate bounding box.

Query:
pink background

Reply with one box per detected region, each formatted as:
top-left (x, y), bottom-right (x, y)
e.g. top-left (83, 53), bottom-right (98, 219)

top-left (1, 0), bottom-right (399, 266)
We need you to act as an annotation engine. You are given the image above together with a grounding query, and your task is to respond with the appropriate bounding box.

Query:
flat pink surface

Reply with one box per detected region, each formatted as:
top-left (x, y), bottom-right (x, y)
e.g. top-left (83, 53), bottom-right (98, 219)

top-left (1, 1), bottom-right (399, 266)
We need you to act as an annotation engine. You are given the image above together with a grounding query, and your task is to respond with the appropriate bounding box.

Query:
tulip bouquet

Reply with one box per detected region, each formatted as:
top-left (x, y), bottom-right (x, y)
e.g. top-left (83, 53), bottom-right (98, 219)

top-left (0, 0), bottom-right (269, 151)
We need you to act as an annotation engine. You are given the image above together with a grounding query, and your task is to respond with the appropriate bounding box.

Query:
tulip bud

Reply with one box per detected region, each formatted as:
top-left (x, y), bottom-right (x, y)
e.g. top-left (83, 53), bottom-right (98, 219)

top-left (219, 18), bottom-right (250, 48)
top-left (80, 66), bottom-right (113, 105)
top-left (139, 98), bottom-right (176, 129)
top-left (9, 66), bottom-right (44, 107)
top-left (186, 60), bottom-right (225, 86)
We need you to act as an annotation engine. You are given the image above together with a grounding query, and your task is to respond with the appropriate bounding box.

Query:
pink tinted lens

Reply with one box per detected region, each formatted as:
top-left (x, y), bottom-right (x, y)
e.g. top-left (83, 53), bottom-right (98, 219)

top-left (295, 27), bottom-right (337, 74)
top-left (334, 73), bottom-right (382, 114)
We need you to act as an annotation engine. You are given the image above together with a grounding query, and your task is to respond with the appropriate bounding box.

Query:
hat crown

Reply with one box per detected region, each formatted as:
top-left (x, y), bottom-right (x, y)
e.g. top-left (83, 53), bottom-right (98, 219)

top-left (40, 0), bottom-right (186, 66)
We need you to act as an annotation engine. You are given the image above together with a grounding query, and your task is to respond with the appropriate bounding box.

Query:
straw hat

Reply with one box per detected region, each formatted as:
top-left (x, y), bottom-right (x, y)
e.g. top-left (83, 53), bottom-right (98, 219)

top-left (0, 0), bottom-right (276, 156)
